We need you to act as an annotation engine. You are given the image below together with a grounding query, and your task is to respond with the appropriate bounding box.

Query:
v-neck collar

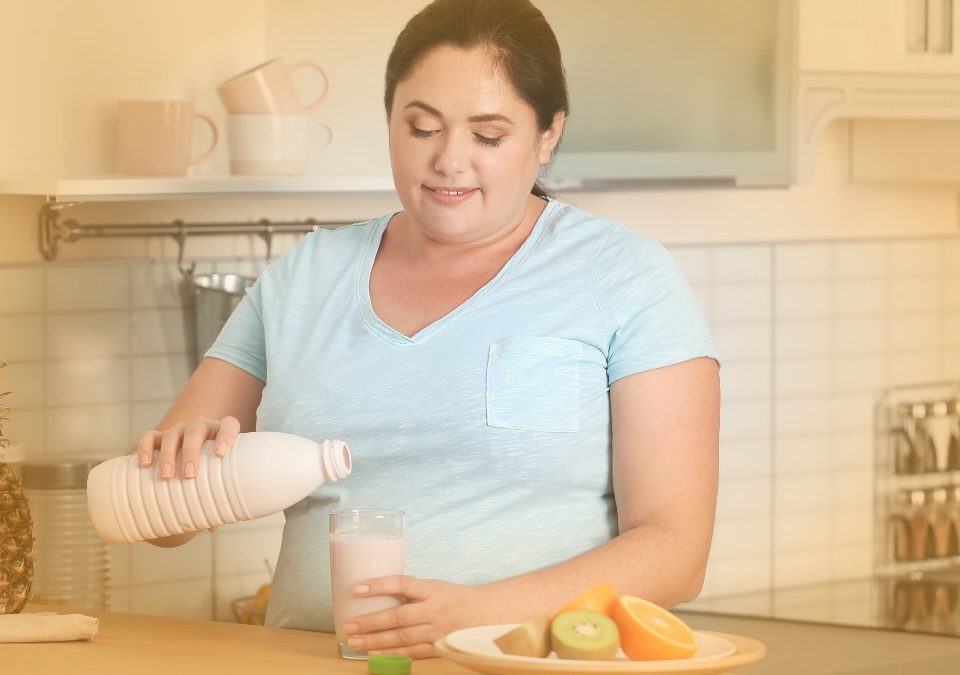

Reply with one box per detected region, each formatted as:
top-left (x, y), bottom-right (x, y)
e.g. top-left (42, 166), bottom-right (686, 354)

top-left (356, 199), bottom-right (562, 346)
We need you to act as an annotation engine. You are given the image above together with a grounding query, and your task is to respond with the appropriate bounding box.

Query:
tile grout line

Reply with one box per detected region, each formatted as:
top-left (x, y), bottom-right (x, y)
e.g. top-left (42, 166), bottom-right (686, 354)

top-left (768, 242), bottom-right (777, 612)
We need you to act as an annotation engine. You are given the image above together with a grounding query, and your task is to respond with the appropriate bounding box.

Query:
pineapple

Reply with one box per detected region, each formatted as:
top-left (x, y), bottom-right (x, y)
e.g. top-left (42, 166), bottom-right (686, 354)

top-left (0, 362), bottom-right (34, 614)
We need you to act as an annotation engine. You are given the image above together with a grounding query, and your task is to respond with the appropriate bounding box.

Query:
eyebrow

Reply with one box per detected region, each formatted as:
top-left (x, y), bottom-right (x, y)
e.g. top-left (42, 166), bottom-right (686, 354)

top-left (404, 100), bottom-right (515, 125)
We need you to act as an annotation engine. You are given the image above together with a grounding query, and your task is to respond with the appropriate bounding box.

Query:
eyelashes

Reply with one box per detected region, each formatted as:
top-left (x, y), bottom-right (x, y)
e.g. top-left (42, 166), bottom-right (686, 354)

top-left (409, 126), bottom-right (436, 139)
top-left (409, 125), bottom-right (503, 148)
top-left (475, 134), bottom-right (504, 148)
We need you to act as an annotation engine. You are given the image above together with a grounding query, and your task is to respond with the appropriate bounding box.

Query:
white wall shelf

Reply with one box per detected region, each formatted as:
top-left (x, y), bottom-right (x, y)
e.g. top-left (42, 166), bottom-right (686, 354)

top-left (0, 175), bottom-right (395, 260)
top-left (0, 175), bottom-right (396, 203)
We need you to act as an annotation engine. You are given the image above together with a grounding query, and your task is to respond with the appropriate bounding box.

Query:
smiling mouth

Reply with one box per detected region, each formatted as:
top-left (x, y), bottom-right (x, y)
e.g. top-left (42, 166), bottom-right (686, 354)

top-left (428, 187), bottom-right (476, 195)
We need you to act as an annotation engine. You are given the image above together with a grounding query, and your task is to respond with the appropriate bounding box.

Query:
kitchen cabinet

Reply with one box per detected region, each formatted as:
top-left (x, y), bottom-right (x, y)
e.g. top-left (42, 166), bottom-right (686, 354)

top-left (795, 0), bottom-right (960, 183)
top-left (540, 0), bottom-right (794, 188)
top-left (800, 0), bottom-right (960, 75)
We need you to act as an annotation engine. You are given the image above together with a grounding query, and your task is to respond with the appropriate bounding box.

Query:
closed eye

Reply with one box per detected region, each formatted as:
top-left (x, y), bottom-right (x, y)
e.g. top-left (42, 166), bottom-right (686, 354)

top-left (410, 126), bottom-right (438, 139)
top-left (409, 125), bottom-right (503, 148)
top-left (474, 133), bottom-right (503, 148)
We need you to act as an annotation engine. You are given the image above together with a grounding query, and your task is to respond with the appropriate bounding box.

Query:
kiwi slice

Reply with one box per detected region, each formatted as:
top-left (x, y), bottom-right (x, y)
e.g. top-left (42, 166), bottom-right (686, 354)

top-left (494, 615), bottom-right (551, 657)
top-left (551, 611), bottom-right (620, 660)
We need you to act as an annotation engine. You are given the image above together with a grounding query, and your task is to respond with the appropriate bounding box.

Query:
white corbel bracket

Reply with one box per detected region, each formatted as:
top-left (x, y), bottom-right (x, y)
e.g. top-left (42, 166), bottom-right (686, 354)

top-left (796, 71), bottom-right (960, 183)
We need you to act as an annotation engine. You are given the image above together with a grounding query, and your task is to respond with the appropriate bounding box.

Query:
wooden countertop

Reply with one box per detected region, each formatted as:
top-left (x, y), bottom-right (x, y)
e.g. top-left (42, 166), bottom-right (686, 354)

top-left (5, 604), bottom-right (475, 675)
top-left (11, 604), bottom-right (957, 674)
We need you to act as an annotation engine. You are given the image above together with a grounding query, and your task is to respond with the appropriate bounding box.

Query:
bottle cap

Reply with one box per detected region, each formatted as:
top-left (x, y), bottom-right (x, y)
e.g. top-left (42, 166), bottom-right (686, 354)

top-left (367, 655), bottom-right (412, 675)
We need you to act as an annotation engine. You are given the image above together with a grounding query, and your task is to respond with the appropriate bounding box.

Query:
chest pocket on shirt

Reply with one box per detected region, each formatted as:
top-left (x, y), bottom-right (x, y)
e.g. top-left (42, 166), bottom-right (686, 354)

top-left (486, 337), bottom-right (582, 432)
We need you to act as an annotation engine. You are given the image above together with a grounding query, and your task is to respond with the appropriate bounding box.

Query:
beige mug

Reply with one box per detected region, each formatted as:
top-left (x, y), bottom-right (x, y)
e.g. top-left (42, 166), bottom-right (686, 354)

top-left (117, 100), bottom-right (219, 175)
top-left (227, 114), bottom-right (334, 176)
top-left (217, 58), bottom-right (329, 115)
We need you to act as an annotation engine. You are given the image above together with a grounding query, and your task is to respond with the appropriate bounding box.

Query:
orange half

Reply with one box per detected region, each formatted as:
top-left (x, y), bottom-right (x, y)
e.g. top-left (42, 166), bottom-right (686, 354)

top-left (612, 595), bottom-right (699, 661)
top-left (552, 583), bottom-right (619, 619)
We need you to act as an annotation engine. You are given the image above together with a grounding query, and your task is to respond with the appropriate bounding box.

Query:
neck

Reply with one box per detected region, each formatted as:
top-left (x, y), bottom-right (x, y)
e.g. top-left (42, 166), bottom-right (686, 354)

top-left (391, 196), bottom-right (548, 269)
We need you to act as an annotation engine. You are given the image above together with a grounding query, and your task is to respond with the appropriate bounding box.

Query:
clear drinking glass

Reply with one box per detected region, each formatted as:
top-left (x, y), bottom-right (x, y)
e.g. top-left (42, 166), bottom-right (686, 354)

top-left (329, 508), bottom-right (404, 659)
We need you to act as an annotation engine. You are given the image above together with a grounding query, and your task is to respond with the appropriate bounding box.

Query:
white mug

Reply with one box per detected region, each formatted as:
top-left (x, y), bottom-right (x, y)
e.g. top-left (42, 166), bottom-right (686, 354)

top-left (226, 115), bottom-right (333, 175)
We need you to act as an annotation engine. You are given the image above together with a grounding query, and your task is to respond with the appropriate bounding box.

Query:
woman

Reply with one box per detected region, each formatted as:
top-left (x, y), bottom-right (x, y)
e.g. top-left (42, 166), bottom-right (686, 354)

top-left (137, 0), bottom-right (720, 658)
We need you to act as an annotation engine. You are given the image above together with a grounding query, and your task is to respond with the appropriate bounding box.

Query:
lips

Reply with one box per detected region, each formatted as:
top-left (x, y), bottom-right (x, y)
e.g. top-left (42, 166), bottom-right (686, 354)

top-left (424, 185), bottom-right (478, 204)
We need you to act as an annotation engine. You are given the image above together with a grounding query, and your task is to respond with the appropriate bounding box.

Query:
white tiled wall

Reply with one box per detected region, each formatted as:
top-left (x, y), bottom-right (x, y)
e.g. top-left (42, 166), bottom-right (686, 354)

top-left (0, 255), bottom-right (284, 621)
top-left (1, 235), bottom-right (958, 618)
top-left (695, 236), bottom-right (960, 599)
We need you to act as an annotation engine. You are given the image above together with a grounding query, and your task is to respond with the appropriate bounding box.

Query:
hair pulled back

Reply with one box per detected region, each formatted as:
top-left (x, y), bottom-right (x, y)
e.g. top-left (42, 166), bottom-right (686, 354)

top-left (385, 0), bottom-right (569, 198)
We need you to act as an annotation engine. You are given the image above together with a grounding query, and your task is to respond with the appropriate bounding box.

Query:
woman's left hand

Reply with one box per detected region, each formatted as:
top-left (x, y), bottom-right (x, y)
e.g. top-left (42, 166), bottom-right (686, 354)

top-left (343, 576), bottom-right (496, 659)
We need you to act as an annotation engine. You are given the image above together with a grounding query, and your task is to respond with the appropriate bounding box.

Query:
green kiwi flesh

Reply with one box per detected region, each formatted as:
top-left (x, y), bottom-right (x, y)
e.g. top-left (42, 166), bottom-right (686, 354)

top-left (551, 611), bottom-right (620, 660)
top-left (493, 615), bottom-right (552, 657)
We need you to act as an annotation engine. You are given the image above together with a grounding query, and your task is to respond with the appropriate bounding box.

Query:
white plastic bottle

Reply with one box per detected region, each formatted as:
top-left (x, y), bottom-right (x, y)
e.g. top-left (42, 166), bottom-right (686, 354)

top-left (86, 431), bottom-right (351, 544)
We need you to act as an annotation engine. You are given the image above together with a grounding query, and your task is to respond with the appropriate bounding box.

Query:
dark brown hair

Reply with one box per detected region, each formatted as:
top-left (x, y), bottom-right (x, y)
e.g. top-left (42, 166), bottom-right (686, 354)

top-left (384, 0), bottom-right (569, 198)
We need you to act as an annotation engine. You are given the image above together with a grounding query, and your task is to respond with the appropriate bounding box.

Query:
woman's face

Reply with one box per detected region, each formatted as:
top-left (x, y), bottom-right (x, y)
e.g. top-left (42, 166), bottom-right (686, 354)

top-left (388, 45), bottom-right (563, 247)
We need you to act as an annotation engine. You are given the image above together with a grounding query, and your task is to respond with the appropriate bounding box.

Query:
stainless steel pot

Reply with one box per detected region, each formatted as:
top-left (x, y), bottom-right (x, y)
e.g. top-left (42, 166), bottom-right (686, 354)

top-left (190, 273), bottom-right (256, 363)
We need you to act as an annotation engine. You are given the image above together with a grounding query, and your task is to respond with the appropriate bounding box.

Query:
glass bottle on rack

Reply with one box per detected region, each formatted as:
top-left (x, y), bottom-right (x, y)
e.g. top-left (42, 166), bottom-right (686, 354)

top-left (930, 488), bottom-right (956, 559)
top-left (908, 489), bottom-right (933, 560)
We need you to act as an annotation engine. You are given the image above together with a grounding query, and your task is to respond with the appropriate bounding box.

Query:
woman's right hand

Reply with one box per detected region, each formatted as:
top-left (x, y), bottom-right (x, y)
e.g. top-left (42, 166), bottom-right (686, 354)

top-left (135, 416), bottom-right (242, 480)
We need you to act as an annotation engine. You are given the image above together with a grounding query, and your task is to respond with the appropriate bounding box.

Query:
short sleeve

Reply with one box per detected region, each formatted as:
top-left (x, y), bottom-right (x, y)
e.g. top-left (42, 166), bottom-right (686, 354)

top-left (204, 277), bottom-right (267, 383)
top-left (593, 229), bottom-right (719, 385)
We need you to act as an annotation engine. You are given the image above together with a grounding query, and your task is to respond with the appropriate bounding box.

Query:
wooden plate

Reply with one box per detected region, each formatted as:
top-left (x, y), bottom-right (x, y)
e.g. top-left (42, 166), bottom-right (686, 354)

top-left (435, 630), bottom-right (765, 675)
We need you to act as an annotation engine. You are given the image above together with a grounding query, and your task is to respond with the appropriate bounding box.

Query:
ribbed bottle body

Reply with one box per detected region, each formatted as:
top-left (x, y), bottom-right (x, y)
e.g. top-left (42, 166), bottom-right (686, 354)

top-left (87, 432), bottom-right (351, 544)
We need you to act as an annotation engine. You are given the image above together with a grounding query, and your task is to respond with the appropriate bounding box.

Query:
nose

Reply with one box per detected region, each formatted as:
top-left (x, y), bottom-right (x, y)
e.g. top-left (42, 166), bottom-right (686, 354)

top-left (433, 130), bottom-right (470, 177)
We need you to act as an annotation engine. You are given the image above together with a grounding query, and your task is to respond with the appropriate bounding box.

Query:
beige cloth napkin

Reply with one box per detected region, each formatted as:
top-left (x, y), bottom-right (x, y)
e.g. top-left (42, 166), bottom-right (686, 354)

top-left (0, 612), bottom-right (99, 642)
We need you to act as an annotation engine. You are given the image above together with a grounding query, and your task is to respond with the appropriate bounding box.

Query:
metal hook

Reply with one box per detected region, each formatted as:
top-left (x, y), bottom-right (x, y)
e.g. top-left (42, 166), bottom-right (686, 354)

top-left (174, 220), bottom-right (196, 279)
top-left (258, 219), bottom-right (274, 266)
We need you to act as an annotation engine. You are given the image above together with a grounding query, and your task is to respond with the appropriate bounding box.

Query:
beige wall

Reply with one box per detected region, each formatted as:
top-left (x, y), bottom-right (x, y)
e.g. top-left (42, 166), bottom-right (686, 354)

top-left (1, 1), bottom-right (958, 267)
top-left (0, 0), bottom-right (266, 176)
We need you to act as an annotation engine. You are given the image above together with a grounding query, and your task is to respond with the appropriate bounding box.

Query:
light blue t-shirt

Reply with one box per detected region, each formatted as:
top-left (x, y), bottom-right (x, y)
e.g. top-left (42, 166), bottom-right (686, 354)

top-left (206, 199), bottom-right (719, 631)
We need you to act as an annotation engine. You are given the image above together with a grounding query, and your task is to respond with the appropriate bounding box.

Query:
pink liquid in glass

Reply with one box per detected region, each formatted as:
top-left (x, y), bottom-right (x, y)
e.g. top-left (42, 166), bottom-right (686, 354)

top-left (330, 532), bottom-right (405, 644)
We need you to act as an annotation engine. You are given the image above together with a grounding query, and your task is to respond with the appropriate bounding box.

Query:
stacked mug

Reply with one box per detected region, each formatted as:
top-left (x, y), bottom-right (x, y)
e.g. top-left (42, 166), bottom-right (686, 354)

top-left (217, 58), bottom-right (333, 175)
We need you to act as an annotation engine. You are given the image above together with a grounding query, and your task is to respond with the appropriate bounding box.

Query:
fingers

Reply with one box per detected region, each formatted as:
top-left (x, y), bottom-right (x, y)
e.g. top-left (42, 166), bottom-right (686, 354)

top-left (179, 420), bottom-right (211, 479)
top-left (342, 577), bottom-right (447, 659)
top-left (144, 416), bottom-right (240, 481)
top-left (135, 430), bottom-right (161, 467)
top-left (213, 416), bottom-right (241, 457)
top-left (355, 575), bottom-right (428, 602)
top-left (157, 427), bottom-right (183, 479)
top-left (346, 623), bottom-right (437, 657)
top-left (348, 601), bottom-right (418, 636)
top-left (345, 576), bottom-right (430, 635)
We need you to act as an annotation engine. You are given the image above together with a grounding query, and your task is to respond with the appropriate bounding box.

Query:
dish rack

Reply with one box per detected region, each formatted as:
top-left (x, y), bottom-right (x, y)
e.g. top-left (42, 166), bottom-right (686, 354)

top-left (876, 382), bottom-right (960, 575)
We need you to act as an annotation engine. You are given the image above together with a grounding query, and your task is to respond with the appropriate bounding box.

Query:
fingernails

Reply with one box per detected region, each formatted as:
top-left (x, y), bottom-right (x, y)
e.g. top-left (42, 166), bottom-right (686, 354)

top-left (160, 463), bottom-right (174, 479)
top-left (348, 637), bottom-right (364, 649)
top-left (353, 584), bottom-right (369, 595)
top-left (215, 443), bottom-right (228, 457)
top-left (182, 462), bottom-right (196, 479)
top-left (344, 622), bottom-right (358, 635)
top-left (139, 454), bottom-right (151, 467)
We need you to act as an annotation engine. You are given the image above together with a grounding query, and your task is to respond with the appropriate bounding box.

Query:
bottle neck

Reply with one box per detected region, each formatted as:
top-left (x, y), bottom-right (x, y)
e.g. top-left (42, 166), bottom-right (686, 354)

top-left (320, 439), bottom-right (352, 481)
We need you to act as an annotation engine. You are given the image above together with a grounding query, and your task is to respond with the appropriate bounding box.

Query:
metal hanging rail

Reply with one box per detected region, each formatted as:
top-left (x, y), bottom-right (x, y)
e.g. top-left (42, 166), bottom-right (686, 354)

top-left (38, 200), bottom-right (345, 270)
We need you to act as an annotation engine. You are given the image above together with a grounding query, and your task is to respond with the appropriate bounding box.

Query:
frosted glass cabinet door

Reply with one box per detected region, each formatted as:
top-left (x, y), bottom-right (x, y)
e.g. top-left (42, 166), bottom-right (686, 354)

top-left (800, 0), bottom-right (960, 75)
top-left (539, 0), bottom-right (793, 187)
